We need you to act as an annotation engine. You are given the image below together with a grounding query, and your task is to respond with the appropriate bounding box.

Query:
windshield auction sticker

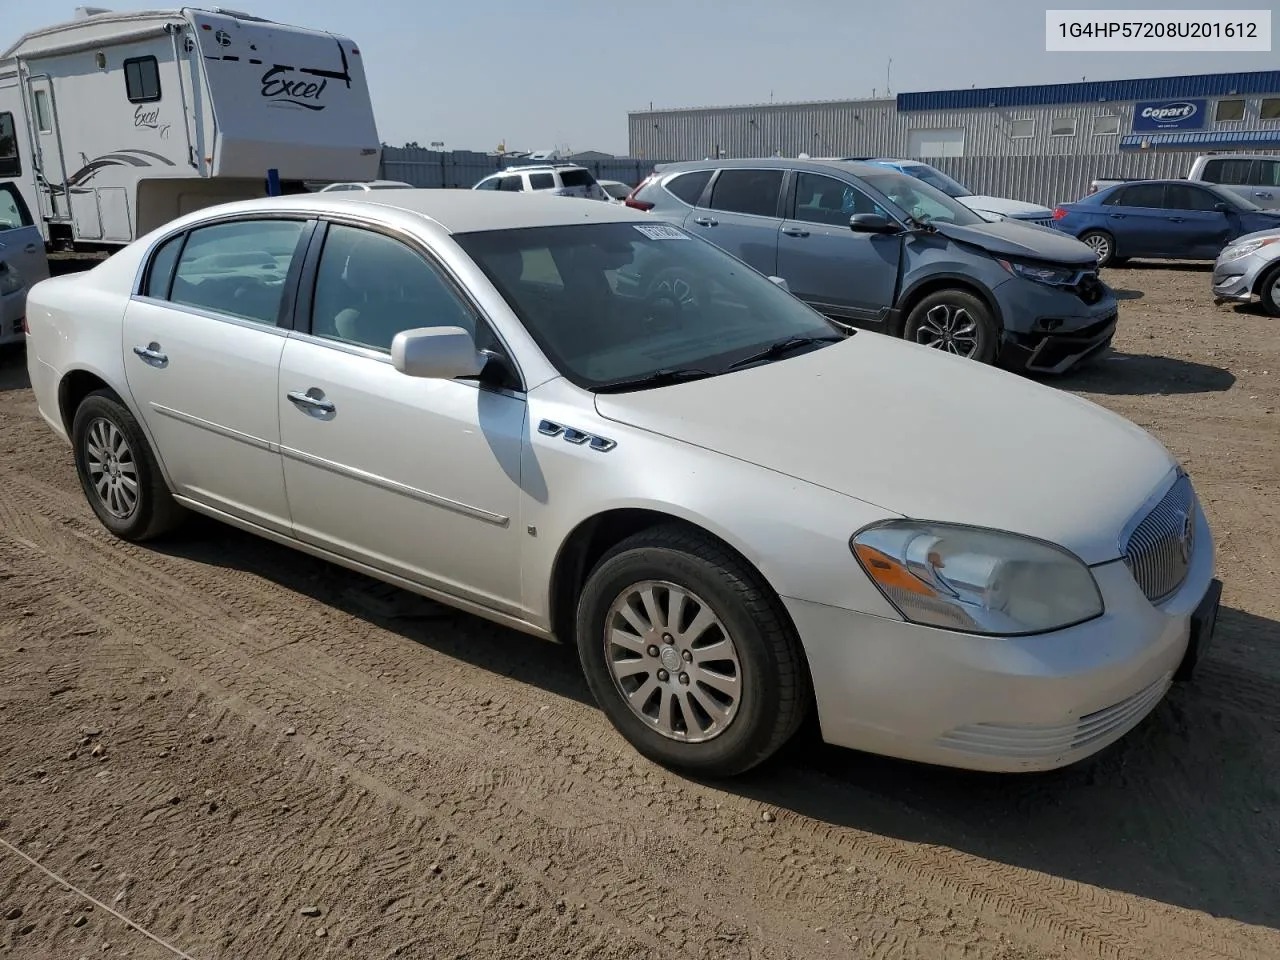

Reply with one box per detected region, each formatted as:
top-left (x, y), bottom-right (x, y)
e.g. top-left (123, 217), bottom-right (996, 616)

top-left (1046, 9), bottom-right (1272, 50)
top-left (633, 224), bottom-right (690, 240)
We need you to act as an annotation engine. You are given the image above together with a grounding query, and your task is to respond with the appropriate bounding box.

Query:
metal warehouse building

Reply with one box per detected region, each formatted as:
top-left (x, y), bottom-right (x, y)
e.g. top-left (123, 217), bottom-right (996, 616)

top-left (627, 70), bottom-right (1280, 207)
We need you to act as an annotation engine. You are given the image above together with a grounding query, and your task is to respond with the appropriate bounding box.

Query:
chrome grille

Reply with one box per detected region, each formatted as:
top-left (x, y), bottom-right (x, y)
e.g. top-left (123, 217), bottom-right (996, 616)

top-left (1122, 474), bottom-right (1196, 603)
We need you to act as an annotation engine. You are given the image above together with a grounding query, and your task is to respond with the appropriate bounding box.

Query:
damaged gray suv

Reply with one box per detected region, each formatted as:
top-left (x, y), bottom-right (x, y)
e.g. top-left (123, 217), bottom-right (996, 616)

top-left (627, 158), bottom-right (1117, 374)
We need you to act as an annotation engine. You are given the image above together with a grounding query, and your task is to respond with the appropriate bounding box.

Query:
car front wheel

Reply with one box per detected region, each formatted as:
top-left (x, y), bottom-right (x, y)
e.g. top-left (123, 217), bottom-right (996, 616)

top-left (1260, 265), bottom-right (1280, 318)
top-left (903, 289), bottom-right (997, 363)
top-left (71, 389), bottom-right (185, 541)
top-left (575, 524), bottom-right (810, 777)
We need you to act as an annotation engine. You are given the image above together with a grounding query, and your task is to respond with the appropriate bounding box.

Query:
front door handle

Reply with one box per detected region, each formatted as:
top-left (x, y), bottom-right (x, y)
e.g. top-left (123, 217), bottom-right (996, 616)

top-left (1108, 213), bottom-right (1126, 219)
top-left (692, 216), bottom-right (718, 227)
top-left (132, 343), bottom-right (168, 366)
top-left (782, 227), bottom-right (809, 237)
top-left (1166, 216), bottom-right (1185, 222)
top-left (287, 389), bottom-right (336, 415)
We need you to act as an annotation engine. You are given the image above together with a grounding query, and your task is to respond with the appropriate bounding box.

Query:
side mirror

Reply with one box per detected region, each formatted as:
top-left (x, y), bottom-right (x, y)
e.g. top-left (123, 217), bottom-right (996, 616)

top-left (391, 326), bottom-right (485, 380)
top-left (768, 275), bottom-right (790, 292)
top-left (849, 213), bottom-right (897, 234)
top-left (1214, 202), bottom-right (1231, 213)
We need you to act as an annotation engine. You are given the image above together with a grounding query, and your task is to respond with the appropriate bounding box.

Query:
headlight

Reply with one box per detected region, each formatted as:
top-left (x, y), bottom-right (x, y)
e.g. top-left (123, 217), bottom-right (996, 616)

top-left (0, 263), bottom-right (22, 296)
top-left (997, 258), bottom-right (1075, 285)
top-left (850, 521), bottom-right (1103, 636)
top-left (1218, 237), bottom-right (1278, 263)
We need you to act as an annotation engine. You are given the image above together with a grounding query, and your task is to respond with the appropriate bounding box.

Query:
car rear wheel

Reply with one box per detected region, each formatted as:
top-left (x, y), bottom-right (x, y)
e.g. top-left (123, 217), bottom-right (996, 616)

top-left (1259, 265), bottom-right (1280, 318)
top-left (71, 389), bottom-right (185, 542)
top-left (575, 524), bottom-right (810, 777)
top-left (1079, 230), bottom-right (1116, 266)
top-left (903, 289), bottom-right (997, 363)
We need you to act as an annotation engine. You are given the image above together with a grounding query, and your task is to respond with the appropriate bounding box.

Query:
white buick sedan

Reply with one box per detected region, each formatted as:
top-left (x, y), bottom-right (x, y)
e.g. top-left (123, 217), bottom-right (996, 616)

top-left (24, 190), bottom-right (1220, 777)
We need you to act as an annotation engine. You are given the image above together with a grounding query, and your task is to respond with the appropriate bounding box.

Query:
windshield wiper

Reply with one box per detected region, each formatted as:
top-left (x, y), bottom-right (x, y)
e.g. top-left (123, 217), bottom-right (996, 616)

top-left (726, 335), bottom-right (846, 371)
top-left (591, 367), bottom-right (717, 394)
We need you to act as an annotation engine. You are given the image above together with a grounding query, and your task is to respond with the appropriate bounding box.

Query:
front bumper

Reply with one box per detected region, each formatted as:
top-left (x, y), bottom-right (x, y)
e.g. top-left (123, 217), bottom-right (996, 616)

top-left (1211, 258), bottom-right (1263, 303)
top-left (995, 277), bottom-right (1119, 375)
top-left (785, 508), bottom-right (1215, 773)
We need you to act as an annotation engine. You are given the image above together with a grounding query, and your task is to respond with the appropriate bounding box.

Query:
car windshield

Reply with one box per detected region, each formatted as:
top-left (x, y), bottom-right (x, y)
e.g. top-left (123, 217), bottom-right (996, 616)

top-left (902, 164), bottom-right (973, 199)
top-left (857, 170), bottom-right (985, 226)
top-left (453, 222), bottom-right (844, 390)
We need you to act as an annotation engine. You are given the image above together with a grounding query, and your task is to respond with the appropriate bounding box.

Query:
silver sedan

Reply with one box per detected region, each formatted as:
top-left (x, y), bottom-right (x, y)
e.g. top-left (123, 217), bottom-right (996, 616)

top-left (1213, 228), bottom-right (1280, 316)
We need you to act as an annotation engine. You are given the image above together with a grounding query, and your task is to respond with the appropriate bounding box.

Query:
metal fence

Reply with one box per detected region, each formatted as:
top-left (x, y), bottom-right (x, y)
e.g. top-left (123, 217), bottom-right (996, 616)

top-left (379, 147), bottom-right (655, 189)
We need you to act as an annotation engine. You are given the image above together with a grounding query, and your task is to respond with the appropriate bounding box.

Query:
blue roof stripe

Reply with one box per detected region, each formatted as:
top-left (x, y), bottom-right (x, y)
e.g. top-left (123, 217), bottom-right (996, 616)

top-left (897, 71), bottom-right (1280, 112)
top-left (1119, 129), bottom-right (1280, 150)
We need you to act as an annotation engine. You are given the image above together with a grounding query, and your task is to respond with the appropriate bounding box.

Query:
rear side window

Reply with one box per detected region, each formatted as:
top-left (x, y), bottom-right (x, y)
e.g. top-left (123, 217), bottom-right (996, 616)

top-left (1201, 158), bottom-right (1254, 185)
top-left (169, 219), bottom-right (307, 325)
top-left (665, 170), bottom-right (711, 205)
top-left (0, 112), bottom-right (19, 178)
top-left (124, 56), bottom-right (161, 104)
top-left (1118, 183), bottom-right (1167, 208)
top-left (499, 176), bottom-right (524, 192)
top-left (558, 169), bottom-right (595, 188)
top-left (1259, 159), bottom-right (1280, 187)
top-left (528, 172), bottom-right (555, 190)
top-left (708, 169), bottom-right (784, 217)
top-left (143, 232), bottom-right (186, 298)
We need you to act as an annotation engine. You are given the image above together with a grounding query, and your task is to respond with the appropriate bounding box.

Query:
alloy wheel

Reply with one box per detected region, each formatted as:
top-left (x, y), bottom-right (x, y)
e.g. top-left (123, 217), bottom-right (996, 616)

top-left (915, 303), bottom-right (980, 357)
top-left (603, 580), bottom-right (742, 743)
top-left (1083, 233), bottom-right (1111, 263)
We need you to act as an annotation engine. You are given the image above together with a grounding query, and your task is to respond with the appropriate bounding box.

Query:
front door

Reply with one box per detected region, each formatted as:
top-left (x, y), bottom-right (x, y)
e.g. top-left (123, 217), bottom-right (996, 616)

top-left (122, 216), bottom-right (313, 534)
top-left (777, 171), bottom-right (901, 325)
top-left (1162, 183), bottom-right (1237, 259)
top-left (277, 221), bottom-right (526, 614)
top-left (686, 168), bottom-right (784, 276)
top-left (24, 76), bottom-right (68, 222)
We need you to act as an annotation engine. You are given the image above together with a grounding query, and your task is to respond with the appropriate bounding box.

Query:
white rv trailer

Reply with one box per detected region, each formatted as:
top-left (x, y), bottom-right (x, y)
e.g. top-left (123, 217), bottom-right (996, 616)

top-left (0, 6), bottom-right (381, 250)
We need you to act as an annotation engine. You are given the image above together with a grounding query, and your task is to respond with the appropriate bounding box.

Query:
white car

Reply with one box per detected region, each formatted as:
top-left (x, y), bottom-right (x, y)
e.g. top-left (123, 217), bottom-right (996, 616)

top-left (598, 180), bottom-right (633, 204)
top-left (1, 182), bottom-right (50, 346)
top-left (318, 180), bottom-right (414, 192)
top-left (473, 164), bottom-right (609, 202)
top-left (22, 190), bottom-right (1220, 777)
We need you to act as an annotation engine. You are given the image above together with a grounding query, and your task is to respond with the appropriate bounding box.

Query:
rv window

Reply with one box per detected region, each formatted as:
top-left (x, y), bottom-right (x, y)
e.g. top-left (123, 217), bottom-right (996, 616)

top-left (169, 219), bottom-right (308, 326)
top-left (33, 91), bottom-right (52, 134)
top-left (0, 183), bottom-right (34, 230)
top-left (0, 112), bottom-right (19, 178)
top-left (124, 56), bottom-right (161, 104)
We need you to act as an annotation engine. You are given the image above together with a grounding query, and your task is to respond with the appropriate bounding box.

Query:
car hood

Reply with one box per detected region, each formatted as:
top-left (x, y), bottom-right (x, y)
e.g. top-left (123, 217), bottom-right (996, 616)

top-left (593, 334), bottom-right (1176, 565)
top-left (959, 195), bottom-right (1054, 219)
top-left (932, 218), bottom-right (1098, 266)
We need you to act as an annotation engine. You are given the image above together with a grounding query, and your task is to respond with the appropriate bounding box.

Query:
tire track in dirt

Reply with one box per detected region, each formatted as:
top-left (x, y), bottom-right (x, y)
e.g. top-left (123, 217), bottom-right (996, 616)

top-left (2, 470), bottom-right (1275, 959)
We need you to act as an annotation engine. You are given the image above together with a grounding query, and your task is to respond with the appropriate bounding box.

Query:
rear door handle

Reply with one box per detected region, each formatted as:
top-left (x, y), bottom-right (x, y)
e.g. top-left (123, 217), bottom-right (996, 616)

top-left (782, 227), bottom-right (809, 237)
top-left (287, 389), bottom-right (335, 415)
top-left (1255, 191), bottom-right (1275, 199)
top-left (1108, 213), bottom-right (1126, 219)
top-left (692, 217), bottom-right (718, 227)
top-left (1166, 216), bottom-right (1185, 223)
top-left (132, 343), bottom-right (168, 366)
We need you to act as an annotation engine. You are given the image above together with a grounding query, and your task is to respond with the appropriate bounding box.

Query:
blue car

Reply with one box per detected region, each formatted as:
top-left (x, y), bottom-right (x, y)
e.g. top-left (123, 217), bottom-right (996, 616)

top-left (1053, 179), bottom-right (1280, 267)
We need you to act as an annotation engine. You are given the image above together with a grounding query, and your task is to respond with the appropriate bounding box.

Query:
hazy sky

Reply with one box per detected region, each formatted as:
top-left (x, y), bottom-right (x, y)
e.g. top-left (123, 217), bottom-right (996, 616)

top-left (6, 1), bottom-right (1279, 153)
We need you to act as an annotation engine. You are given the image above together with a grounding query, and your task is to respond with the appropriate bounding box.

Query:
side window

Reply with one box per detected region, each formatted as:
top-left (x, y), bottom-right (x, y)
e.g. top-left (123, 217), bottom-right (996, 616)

top-left (528, 172), bottom-right (555, 190)
top-left (309, 224), bottom-right (478, 353)
top-left (124, 56), bottom-right (161, 104)
top-left (1202, 159), bottom-right (1254, 185)
top-left (474, 177), bottom-right (501, 191)
top-left (0, 111), bottom-right (20, 178)
top-left (142, 232), bottom-right (185, 298)
top-left (792, 172), bottom-right (879, 225)
top-left (1165, 184), bottom-right (1220, 212)
top-left (1258, 160), bottom-right (1280, 188)
top-left (499, 176), bottom-right (524, 192)
top-left (1118, 183), bottom-right (1166, 208)
top-left (665, 170), bottom-right (711, 206)
top-left (169, 219), bottom-right (307, 325)
top-left (707, 169), bottom-right (784, 218)
top-left (0, 184), bottom-right (33, 230)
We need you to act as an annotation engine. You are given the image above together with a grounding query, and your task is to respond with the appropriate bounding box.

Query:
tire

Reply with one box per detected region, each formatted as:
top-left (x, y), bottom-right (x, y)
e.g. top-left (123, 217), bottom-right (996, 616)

top-left (1259, 265), bottom-right (1280, 318)
top-left (71, 389), bottom-right (185, 542)
top-left (902, 289), bottom-right (997, 363)
top-left (575, 524), bottom-right (811, 777)
top-left (1079, 230), bottom-right (1116, 267)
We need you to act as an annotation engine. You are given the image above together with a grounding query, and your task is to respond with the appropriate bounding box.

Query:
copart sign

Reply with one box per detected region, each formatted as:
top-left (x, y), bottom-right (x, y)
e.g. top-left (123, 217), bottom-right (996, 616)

top-left (1132, 99), bottom-right (1207, 132)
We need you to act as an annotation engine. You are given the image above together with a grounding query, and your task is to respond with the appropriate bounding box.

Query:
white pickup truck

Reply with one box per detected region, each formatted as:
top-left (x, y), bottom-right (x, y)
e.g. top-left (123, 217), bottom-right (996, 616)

top-left (1087, 154), bottom-right (1280, 209)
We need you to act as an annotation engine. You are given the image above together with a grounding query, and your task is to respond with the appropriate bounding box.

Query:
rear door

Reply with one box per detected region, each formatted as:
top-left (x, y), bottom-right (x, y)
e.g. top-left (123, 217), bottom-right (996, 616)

top-left (688, 168), bottom-right (784, 276)
top-left (0, 182), bottom-right (49, 343)
top-left (1251, 159), bottom-right (1280, 210)
top-left (776, 170), bottom-right (900, 324)
top-left (556, 168), bottom-right (605, 201)
top-left (1105, 183), bottom-right (1170, 257)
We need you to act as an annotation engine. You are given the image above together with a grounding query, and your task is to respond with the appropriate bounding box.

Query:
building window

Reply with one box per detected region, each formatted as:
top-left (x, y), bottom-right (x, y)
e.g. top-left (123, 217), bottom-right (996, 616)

top-left (1050, 117), bottom-right (1076, 137)
top-left (1009, 119), bottom-right (1034, 139)
top-left (1261, 98), bottom-right (1280, 121)
top-left (124, 56), bottom-right (161, 104)
top-left (1215, 98), bottom-right (1245, 122)
top-left (1092, 115), bottom-right (1120, 136)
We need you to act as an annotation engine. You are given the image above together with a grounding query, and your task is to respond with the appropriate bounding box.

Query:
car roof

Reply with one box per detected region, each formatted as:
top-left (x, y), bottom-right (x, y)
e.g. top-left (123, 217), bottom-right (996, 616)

top-left (658, 156), bottom-right (886, 177)
top-left (186, 189), bottom-right (644, 234)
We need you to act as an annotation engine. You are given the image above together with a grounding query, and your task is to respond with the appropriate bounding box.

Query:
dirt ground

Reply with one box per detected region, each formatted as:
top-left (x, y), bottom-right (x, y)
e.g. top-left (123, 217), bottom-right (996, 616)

top-left (1, 261), bottom-right (1277, 960)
